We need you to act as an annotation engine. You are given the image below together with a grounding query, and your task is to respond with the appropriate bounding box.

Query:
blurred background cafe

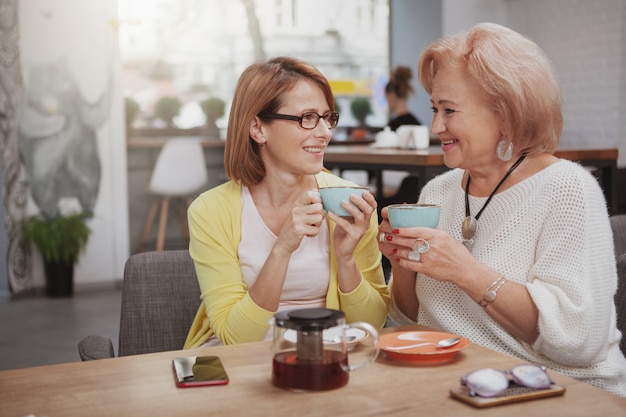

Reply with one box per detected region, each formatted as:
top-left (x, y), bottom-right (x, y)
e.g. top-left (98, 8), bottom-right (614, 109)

top-left (0, 0), bottom-right (625, 301)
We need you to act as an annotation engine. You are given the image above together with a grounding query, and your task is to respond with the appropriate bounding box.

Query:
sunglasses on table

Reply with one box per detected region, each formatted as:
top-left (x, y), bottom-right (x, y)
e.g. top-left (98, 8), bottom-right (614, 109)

top-left (460, 364), bottom-right (554, 398)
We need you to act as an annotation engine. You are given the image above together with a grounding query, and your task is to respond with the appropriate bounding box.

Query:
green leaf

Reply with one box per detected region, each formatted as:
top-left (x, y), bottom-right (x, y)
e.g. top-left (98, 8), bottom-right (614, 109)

top-left (21, 214), bottom-right (91, 264)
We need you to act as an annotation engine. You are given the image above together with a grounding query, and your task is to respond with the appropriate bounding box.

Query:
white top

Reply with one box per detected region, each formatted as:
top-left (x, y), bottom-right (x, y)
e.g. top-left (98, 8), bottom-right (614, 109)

top-left (239, 186), bottom-right (329, 312)
top-left (389, 159), bottom-right (626, 397)
top-left (202, 187), bottom-right (329, 346)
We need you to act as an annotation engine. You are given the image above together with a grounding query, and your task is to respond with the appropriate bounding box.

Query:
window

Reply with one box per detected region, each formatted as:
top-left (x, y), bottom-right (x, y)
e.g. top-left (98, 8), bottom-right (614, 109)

top-left (118, 0), bottom-right (389, 131)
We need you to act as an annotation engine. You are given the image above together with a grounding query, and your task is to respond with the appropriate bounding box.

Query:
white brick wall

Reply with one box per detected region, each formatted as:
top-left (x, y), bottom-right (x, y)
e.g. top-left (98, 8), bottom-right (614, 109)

top-left (445, 0), bottom-right (626, 167)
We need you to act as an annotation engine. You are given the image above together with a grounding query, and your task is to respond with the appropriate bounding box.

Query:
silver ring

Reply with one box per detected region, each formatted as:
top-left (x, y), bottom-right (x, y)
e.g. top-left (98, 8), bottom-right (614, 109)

top-left (379, 232), bottom-right (386, 243)
top-left (411, 238), bottom-right (430, 254)
top-left (408, 250), bottom-right (421, 262)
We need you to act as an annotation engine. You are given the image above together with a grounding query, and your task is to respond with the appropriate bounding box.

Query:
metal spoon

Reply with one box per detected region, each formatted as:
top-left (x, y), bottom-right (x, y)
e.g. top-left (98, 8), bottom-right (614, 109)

top-left (385, 336), bottom-right (461, 351)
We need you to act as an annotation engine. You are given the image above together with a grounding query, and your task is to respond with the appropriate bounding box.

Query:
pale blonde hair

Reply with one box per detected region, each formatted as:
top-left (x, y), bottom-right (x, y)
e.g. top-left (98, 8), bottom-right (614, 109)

top-left (418, 22), bottom-right (563, 155)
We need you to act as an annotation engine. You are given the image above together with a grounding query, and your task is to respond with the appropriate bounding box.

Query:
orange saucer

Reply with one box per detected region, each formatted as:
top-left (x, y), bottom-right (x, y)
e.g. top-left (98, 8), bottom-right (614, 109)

top-left (380, 331), bottom-right (470, 364)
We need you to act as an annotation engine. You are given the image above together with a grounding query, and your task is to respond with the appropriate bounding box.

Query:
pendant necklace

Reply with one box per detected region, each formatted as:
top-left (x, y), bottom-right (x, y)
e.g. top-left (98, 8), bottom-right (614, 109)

top-left (461, 155), bottom-right (526, 249)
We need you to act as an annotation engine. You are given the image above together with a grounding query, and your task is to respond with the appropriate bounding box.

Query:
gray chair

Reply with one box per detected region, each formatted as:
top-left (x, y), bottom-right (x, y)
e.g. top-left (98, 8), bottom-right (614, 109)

top-left (609, 215), bottom-right (626, 356)
top-left (616, 253), bottom-right (626, 357)
top-left (78, 250), bottom-right (200, 360)
top-left (610, 214), bottom-right (626, 260)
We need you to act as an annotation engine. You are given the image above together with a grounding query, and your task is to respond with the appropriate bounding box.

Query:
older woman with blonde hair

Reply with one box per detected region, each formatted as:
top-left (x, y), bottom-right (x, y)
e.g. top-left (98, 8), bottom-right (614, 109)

top-left (184, 57), bottom-right (389, 349)
top-left (378, 23), bottom-right (626, 397)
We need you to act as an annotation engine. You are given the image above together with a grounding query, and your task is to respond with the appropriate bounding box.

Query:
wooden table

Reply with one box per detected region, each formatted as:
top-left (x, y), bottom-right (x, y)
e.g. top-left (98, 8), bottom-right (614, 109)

top-left (1, 325), bottom-right (625, 417)
top-left (324, 145), bottom-right (619, 214)
top-left (126, 140), bottom-right (617, 211)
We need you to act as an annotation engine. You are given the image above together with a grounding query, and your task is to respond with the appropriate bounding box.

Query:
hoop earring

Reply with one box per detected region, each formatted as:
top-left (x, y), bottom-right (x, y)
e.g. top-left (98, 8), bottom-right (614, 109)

top-left (496, 140), bottom-right (513, 161)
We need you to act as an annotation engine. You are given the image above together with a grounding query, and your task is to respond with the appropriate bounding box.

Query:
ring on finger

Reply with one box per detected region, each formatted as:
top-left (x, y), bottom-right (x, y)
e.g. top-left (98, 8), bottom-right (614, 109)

top-left (408, 250), bottom-right (421, 262)
top-left (379, 232), bottom-right (386, 243)
top-left (411, 238), bottom-right (430, 254)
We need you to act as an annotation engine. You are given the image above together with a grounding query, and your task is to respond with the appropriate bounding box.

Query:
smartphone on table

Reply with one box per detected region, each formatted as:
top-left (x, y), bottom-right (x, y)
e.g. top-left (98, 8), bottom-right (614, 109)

top-left (172, 356), bottom-right (229, 387)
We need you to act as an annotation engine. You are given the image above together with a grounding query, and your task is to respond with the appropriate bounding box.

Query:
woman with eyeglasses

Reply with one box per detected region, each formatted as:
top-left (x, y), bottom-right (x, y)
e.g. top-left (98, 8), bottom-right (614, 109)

top-left (184, 57), bottom-right (389, 348)
top-left (378, 23), bottom-right (626, 397)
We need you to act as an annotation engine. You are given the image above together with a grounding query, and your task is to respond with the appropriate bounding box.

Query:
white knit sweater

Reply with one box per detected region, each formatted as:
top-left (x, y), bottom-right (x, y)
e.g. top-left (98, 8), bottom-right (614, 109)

top-left (389, 159), bottom-right (626, 397)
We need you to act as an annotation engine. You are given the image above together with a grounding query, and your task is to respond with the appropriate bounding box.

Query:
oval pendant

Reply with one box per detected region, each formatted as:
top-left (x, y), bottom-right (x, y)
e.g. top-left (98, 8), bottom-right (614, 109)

top-left (461, 216), bottom-right (477, 240)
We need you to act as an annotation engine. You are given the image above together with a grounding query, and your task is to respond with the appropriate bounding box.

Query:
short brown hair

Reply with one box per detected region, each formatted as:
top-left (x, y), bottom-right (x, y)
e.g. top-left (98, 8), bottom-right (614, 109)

top-left (224, 57), bottom-right (334, 186)
top-left (418, 23), bottom-right (563, 155)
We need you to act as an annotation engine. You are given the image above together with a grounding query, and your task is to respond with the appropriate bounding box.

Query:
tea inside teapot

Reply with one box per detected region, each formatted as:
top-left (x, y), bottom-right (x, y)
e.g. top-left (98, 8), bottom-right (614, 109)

top-left (272, 308), bottom-right (380, 392)
top-left (272, 308), bottom-right (348, 391)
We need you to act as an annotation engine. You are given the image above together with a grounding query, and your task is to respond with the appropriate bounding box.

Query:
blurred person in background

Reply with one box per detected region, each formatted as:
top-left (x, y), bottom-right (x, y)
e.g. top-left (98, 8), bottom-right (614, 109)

top-left (385, 65), bottom-right (422, 131)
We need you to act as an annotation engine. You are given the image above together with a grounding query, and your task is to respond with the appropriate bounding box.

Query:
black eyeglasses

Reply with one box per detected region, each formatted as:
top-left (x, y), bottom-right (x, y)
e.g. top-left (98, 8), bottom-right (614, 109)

top-left (460, 364), bottom-right (553, 398)
top-left (258, 111), bottom-right (339, 130)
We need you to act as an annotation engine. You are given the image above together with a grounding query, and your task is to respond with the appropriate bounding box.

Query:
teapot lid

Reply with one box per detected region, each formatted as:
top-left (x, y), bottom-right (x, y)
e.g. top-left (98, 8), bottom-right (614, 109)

top-left (274, 308), bottom-right (344, 331)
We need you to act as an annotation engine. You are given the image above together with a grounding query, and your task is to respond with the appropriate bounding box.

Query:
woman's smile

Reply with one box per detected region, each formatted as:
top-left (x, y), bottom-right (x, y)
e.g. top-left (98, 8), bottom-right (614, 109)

top-left (440, 138), bottom-right (458, 152)
top-left (303, 145), bottom-right (324, 155)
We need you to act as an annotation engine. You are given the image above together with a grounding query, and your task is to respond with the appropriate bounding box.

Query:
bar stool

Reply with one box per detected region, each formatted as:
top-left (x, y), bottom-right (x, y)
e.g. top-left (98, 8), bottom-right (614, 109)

top-left (137, 138), bottom-right (208, 252)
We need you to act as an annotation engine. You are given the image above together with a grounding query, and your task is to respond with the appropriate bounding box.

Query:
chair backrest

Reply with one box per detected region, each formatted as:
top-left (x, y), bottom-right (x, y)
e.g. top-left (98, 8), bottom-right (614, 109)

top-left (610, 215), bottom-right (626, 356)
top-left (610, 214), bottom-right (626, 260)
top-left (615, 253), bottom-right (626, 357)
top-left (118, 250), bottom-right (200, 356)
top-left (377, 175), bottom-right (420, 221)
top-left (149, 139), bottom-right (208, 196)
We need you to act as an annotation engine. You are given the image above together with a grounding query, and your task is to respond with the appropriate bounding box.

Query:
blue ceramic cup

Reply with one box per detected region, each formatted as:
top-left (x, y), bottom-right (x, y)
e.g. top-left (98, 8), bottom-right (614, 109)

top-left (319, 186), bottom-right (368, 218)
top-left (387, 203), bottom-right (440, 229)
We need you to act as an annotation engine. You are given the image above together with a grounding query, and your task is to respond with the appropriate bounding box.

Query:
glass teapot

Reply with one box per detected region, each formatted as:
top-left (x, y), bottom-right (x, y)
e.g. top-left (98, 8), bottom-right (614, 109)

top-left (271, 308), bottom-right (379, 391)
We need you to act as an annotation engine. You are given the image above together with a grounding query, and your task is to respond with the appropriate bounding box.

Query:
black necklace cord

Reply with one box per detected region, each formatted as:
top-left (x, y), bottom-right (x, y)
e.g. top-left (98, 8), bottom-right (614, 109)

top-left (464, 154), bottom-right (527, 221)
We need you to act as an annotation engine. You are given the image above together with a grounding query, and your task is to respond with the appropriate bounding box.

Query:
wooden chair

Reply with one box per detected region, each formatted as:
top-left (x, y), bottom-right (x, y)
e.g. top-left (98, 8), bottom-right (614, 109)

top-left (137, 139), bottom-right (208, 252)
top-left (78, 250), bottom-right (200, 360)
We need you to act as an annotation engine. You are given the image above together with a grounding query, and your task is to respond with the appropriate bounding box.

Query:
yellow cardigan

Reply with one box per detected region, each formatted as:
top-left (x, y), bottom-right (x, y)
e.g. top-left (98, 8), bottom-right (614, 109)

top-left (184, 171), bottom-right (389, 348)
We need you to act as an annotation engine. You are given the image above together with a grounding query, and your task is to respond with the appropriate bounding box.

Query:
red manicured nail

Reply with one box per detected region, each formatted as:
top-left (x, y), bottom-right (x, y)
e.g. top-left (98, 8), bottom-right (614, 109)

top-left (385, 235), bottom-right (393, 242)
top-left (395, 258), bottom-right (401, 263)
top-left (392, 248), bottom-right (398, 254)
top-left (392, 229), bottom-right (400, 234)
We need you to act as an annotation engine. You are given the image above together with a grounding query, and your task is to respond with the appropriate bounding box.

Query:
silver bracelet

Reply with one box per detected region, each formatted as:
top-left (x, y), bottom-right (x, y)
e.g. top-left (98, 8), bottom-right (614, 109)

top-left (478, 277), bottom-right (507, 308)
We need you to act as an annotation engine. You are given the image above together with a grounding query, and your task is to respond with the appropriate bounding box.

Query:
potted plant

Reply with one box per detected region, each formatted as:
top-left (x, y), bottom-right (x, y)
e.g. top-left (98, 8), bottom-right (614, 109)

top-left (154, 96), bottom-right (182, 127)
top-left (350, 97), bottom-right (372, 139)
top-left (124, 96), bottom-right (141, 135)
top-left (200, 96), bottom-right (225, 136)
top-left (22, 213), bottom-right (91, 297)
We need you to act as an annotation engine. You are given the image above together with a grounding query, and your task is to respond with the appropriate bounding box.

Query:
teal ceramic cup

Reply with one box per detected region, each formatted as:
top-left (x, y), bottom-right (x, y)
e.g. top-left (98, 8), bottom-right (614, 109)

top-left (319, 186), bottom-right (369, 217)
top-left (387, 203), bottom-right (440, 228)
